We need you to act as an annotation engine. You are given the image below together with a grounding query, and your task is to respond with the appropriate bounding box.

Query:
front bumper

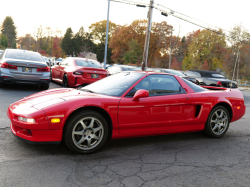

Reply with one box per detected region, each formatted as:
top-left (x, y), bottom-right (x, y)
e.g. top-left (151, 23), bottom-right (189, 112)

top-left (8, 106), bottom-right (62, 143)
top-left (11, 123), bottom-right (62, 143)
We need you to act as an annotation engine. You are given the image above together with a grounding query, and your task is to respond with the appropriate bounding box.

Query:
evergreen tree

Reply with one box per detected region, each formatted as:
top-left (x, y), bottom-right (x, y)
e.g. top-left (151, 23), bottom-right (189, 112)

top-left (0, 34), bottom-right (8, 48)
top-left (11, 40), bottom-right (16, 49)
top-left (1, 16), bottom-right (17, 47)
top-left (61, 28), bottom-right (74, 56)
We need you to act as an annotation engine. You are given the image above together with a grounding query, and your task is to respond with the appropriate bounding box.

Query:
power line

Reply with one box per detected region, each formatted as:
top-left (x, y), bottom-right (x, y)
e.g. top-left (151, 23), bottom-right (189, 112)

top-left (154, 6), bottom-right (250, 45)
top-left (110, 0), bottom-right (250, 45)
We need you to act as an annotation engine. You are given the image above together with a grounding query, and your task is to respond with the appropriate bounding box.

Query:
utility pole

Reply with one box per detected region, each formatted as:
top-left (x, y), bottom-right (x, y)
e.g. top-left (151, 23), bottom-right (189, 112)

top-left (104, 0), bottom-right (111, 70)
top-left (141, 0), bottom-right (154, 71)
top-left (169, 28), bottom-right (172, 69)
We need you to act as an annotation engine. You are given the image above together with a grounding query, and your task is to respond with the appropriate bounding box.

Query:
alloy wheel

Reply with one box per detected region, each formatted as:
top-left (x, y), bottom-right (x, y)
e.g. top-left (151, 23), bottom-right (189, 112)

top-left (210, 109), bottom-right (228, 135)
top-left (72, 117), bottom-right (104, 150)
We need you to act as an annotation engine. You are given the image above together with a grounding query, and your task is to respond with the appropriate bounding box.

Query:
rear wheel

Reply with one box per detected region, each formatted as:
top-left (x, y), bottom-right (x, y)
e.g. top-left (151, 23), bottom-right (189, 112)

top-left (64, 110), bottom-right (108, 154)
top-left (41, 84), bottom-right (49, 90)
top-left (63, 74), bottom-right (68, 87)
top-left (204, 106), bottom-right (230, 138)
top-left (0, 82), bottom-right (4, 88)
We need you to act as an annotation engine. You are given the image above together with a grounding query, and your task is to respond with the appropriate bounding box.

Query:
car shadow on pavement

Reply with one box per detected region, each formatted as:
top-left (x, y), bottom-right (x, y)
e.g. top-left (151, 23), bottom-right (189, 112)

top-left (1, 84), bottom-right (43, 91)
top-left (5, 131), bottom-right (208, 157)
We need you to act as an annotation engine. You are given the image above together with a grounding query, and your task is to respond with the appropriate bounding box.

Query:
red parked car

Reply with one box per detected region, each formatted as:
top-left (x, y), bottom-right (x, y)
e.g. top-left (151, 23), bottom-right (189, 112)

top-left (7, 71), bottom-right (245, 154)
top-left (51, 57), bottom-right (108, 87)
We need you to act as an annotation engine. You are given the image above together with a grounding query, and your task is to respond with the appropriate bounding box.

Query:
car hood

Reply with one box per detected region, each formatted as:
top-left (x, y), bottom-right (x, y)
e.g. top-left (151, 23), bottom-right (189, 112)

top-left (10, 88), bottom-right (105, 110)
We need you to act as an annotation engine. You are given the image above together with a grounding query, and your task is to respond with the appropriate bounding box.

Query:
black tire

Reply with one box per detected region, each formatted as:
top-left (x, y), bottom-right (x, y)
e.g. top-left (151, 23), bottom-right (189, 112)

top-left (64, 110), bottom-right (108, 154)
top-left (204, 106), bottom-right (230, 138)
top-left (0, 82), bottom-right (4, 88)
top-left (50, 70), bottom-right (52, 81)
top-left (41, 84), bottom-right (49, 90)
top-left (63, 74), bottom-right (68, 87)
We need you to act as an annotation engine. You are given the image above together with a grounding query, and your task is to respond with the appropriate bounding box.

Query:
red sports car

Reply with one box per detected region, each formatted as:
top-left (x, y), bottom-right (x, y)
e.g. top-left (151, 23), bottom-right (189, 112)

top-left (7, 72), bottom-right (245, 154)
top-left (51, 57), bottom-right (108, 87)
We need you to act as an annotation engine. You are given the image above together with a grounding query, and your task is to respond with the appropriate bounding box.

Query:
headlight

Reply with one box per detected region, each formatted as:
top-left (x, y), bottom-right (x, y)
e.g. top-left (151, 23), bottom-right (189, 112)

top-left (18, 116), bottom-right (36, 124)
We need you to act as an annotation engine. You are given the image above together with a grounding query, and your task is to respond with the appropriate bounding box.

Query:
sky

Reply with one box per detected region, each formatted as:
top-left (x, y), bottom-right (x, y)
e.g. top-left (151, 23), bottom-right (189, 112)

top-left (0, 0), bottom-right (249, 38)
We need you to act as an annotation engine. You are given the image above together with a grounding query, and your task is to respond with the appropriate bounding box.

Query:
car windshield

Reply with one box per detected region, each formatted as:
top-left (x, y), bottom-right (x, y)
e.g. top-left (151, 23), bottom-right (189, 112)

top-left (163, 70), bottom-right (185, 76)
top-left (81, 72), bottom-right (145, 96)
top-left (5, 50), bottom-right (44, 62)
top-left (57, 58), bottom-right (63, 61)
top-left (182, 78), bottom-right (207, 92)
top-left (43, 57), bottom-right (48, 61)
top-left (184, 71), bottom-right (201, 77)
top-left (211, 74), bottom-right (225, 78)
top-left (76, 60), bottom-right (102, 68)
top-left (122, 66), bottom-right (140, 71)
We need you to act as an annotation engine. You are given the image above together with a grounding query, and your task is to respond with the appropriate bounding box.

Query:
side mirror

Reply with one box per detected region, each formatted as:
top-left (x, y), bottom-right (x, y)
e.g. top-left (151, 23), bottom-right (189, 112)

top-left (132, 89), bottom-right (149, 101)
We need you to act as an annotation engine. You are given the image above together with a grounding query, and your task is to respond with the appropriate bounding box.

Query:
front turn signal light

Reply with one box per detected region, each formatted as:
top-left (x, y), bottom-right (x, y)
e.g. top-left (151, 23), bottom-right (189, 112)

top-left (237, 106), bottom-right (240, 109)
top-left (51, 118), bottom-right (60, 123)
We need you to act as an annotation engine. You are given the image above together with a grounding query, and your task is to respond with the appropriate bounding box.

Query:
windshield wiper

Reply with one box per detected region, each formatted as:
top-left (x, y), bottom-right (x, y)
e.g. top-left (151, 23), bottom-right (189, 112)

top-left (80, 89), bottom-right (98, 94)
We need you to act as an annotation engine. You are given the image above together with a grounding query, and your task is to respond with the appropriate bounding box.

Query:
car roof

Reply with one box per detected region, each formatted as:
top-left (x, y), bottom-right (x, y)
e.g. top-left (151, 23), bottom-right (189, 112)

top-left (5, 49), bottom-right (39, 54)
top-left (189, 70), bottom-right (219, 73)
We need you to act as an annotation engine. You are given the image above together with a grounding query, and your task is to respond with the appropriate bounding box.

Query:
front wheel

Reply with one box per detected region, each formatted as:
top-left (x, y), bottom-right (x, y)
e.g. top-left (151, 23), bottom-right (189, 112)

top-left (204, 106), bottom-right (230, 138)
top-left (64, 110), bottom-right (108, 154)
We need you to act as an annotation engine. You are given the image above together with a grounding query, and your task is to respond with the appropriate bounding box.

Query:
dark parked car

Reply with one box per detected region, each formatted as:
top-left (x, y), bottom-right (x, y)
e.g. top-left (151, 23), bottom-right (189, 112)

top-left (160, 69), bottom-right (197, 84)
top-left (184, 70), bottom-right (238, 88)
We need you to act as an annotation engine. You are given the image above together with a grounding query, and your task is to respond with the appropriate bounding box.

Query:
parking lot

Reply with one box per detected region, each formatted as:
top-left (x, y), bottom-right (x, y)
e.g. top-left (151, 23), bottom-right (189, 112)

top-left (1, 82), bottom-right (250, 187)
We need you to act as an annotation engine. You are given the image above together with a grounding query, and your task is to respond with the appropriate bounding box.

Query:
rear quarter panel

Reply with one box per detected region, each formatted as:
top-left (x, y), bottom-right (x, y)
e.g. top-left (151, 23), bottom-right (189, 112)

top-left (204, 89), bottom-right (245, 122)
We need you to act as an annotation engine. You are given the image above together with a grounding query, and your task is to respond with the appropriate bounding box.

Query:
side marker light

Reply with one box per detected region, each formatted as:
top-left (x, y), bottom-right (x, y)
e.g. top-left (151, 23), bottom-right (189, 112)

top-left (51, 118), bottom-right (61, 123)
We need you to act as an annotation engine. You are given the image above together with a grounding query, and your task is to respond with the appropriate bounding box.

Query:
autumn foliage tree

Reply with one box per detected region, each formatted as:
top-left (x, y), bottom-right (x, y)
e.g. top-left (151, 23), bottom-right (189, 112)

top-left (52, 37), bottom-right (62, 58)
top-left (182, 29), bottom-right (226, 70)
top-left (109, 19), bottom-right (177, 67)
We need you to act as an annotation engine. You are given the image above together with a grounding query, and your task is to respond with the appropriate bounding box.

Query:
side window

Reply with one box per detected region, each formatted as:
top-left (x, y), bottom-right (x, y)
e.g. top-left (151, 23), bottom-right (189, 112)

top-left (127, 75), bottom-right (185, 97)
top-left (61, 59), bottom-right (70, 66)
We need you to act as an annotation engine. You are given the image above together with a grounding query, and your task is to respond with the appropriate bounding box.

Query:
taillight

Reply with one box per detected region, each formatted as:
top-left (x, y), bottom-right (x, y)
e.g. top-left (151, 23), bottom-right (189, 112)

top-left (217, 81), bottom-right (223, 86)
top-left (1, 62), bottom-right (17, 70)
top-left (73, 71), bottom-right (83, 75)
top-left (37, 66), bottom-right (50, 72)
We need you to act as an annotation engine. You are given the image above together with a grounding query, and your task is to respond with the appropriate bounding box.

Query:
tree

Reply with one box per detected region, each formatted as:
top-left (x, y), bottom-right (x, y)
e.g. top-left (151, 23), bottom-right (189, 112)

top-left (11, 40), bottom-right (16, 49)
top-left (52, 37), bottom-right (62, 58)
top-left (182, 29), bottom-right (226, 70)
top-left (89, 20), bottom-right (118, 63)
top-left (74, 26), bottom-right (95, 56)
top-left (61, 28), bottom-right (74, 56)
top-left (89, 20), bottom-right (118, 44)
top-left (33, 25), bottom-right (45, 51)
top-left (124, 39), bottom-right (143, 64)
top-left (1, 16), bottom-right (17, 47)
top-left (222, 24), bottom-right (250, 80)
top-left (0, 34), bottom-right (8, 48)
top-left (109, 19), bottom-right (177, 67)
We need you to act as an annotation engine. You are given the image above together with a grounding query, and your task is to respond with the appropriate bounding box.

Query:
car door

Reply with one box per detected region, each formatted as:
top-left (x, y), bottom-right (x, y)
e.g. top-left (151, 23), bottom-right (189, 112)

top-left (118, 74), bottom-right (195, 134)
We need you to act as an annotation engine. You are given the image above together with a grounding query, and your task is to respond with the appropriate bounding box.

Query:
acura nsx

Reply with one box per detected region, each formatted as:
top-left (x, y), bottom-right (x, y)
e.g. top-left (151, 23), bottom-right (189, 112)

top-left (7, 71), bottom-right (245, 154)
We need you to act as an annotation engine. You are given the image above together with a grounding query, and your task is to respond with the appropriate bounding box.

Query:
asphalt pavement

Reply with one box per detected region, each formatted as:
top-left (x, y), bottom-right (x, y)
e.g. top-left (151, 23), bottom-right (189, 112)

top-left (0, 83), bottom-right (250, 187)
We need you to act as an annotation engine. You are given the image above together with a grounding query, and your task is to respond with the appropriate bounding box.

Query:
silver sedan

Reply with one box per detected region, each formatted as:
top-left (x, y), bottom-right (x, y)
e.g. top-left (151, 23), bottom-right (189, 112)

top-left (0, 49), bottom-right (50, 89)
